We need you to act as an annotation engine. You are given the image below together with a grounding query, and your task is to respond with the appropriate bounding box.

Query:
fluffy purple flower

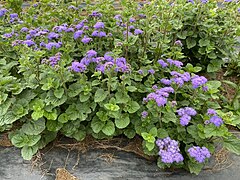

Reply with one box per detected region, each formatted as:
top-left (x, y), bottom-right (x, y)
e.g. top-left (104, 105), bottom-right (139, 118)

top-left (224, 0), bottom-right (232, 2)
top-left (148, 69), bottom-right (155, 74)
top-left (48, 32), bottom-right (59, 40)
top-left (129, 25), bottom-right (135, 30)
top-left (114, 14), bottom-right (122, 20)
top-left (22, 40), bottom-right (35, 47)
top-left (123, 31), bottom-right (133, 37)
top-left (104, 52), bottom-right (114, 62)
top-left (201, 0), bottom-right (208, 4)
top-left (81, 36), bottom-right (92, 44)
top-left (138, 14), bottom-right (146, 18)
top-left (86, 50), bottom-right (97, 58)
top-left (210, 116), bottom-right (223, 127)
top-left (158, 59), bottom-right (168, 68)
top-left (74, 30), bottom-right (84, 39)
top-left (138, 69), bottom-right (143, 74)
top-left (20, 27), bottom-right (28, 32)
top-left (180, 115), bottom-right (191, 126)
top-left (10, 13), bottom-right (18, 19)
top-left (89, 11), bottom-right (102, 17)
top-left (92, 30), bottom-right (99, 37)
top-left (160, 78), bottom-right (172, 86)
top-left (98, 31), bottom-right (106, 37)
top-left (172, 77), bottom-right (184, 87)
top-left (175, 40), bottom-right (183, 46)
top-left (202, 86), bottom-right (208, 92)
top-left (70, 62), bottom-right (86, 72)
top-left (129, 17), bottom-right (136, 23)
top-left (65, 28), bottom-right (74, 32)
top-left (75, 22), bottom-right (84, 29)
top-left (167, 59), bottom-right (183, 68)
top-left (188, 146), bottom-right (211, 163)
top-left (141, 111), bottom-right (148, 118)
top-left (156, 137), bottom-right (184, 164)
top-left (3, 32), bottom-right (14, 38)
top-left (48, 52), bottom-right (62, 67)
top-left (0, 8), bottom-right (7, 17)
top-left (134, 29), bottom-right (143, 35)
top-left (207, 109), bottom-right (217, 115)
top-left (238, 8), bottom-right (240, 13)
top-left (188, 0), bottom-right (194, 4)
top-left (68, 5), bottom-right (78, 10)
top-left (94, 22), bottom-right (105, 29)
top-left (45, 42), bottom-right (62, 50)
top-left (191, 75), bottom-right (208, 89)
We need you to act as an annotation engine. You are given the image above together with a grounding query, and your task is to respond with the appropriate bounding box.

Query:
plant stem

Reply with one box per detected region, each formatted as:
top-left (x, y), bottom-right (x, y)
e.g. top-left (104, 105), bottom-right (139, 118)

top-left (125, 22), bottom-right (129, 62)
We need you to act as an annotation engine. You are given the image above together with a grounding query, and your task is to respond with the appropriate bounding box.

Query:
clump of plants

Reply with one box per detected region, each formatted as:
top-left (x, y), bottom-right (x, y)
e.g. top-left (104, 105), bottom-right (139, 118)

top-left (0, 0), bottom-right (240, 175)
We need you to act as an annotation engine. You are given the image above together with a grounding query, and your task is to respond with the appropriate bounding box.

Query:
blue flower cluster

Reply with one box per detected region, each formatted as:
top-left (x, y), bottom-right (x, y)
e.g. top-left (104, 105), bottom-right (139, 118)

top-left (156, 137), bottom-right (184, 164)
top-left (42, 52), bottom-right (62, 67)
top-left (143, 87), bottom-right (174, 107)
top-left (205, 109), bottom-right (223, 127)
top-left (188, 146), bottom-right (211, 163)
top-left (69, 50), bottom-right (130, 74)
top-left (177, 107), bottom-right (197, 126)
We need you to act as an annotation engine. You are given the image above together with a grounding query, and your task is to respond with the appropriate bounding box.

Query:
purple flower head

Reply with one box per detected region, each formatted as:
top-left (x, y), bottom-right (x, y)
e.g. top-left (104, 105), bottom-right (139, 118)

top-left (138, 14), bottom-right (146, 18)
top-left (20, 27), bottom-right (29, 32)
top-left (138, 69), bottom-right (143, 74)
top-left (22, 40), bottom-right (35, 47)
top-left (180, 114), bottom-right (191, 126)
top-left (129, 17), bottom-right (136, 23)
top-left (238, 8), bottom-right (240, 13)
top-left (141, 111), bottom-right (148, 118)
top-left (158, 59), bottom-right (168, 68)
top-left (114, 14), bottom-right (122, 20)
top-left (89, 11), bottom-right (102, 18)
top-left (40, 42), bottom-right (45, 47)
top-left (152, 85), bottom-right (158, 90)
top-left (129, 25), bottom-right (135, 30)
top-left (98, 31), bottom-right (107, 37)
top-left (160, 78), bottom-right (172, 86)
top-left (188, 0), bottom-right (194, 4)
top-left (134, 29), bottom-right (143, 35)
top-left (172, 77), bottom-right (184, 87)
top-left (224, 0), bottom-right (232, 2)
top-left (48, 32), bottom-right (59, 40)
top-left (75, 22), bottom-right (84, 29)
top-left (80, 57), bottom-right (91, 66)
top-left (68, 5), bottom-right (78, 10)
top-left (10, 13), bottom-right (18, 19)
top-left (65, 27), bottom-right (74, 32)
top-left (185, 107), bottom-right (197, 116)
top-left (207, 109), bottom-right (217, 115)
top-left (156, 137), bottom-right (184, 164)
top-left (3, 32), bottom-right (14, 38)
top-left (188, 146), bottom-right (211, 163)
top-left (45, 42), bottom-right (61, 50)
top-left (86, 50), bottom-right (97, 58)
top-left (210, 116), bottom-right (223, 127)
top-left (94, 22), bottom-right (105, 29)
top-left (175, 40), bottom-right (183, 46)
top-left (70, 62), bottom-right (86, 72)
top-left (155, 97), bottom-right (167, 107)
top-left (202, 86), bottom-right (208, 92)
top-left (96, 64), bottom-right (105, 73)
top-left (201, 0), bottom-right (208, 4)
top-left (74, 30), bottom-right (84, 39)
top-left (191, 75), bottom-right (208, 89)
top-left (83, 26), bottom-right (89, 30)
top-left (26, 34), bottom-right (32, 40)
top-left (204, 120), bottom-right (210, 125)
top-left (0, 8), bottom-right (7, 17)
top-left (92, 30), bottom-right (99, 37)
top-left (48, 52), bottom-right (62, 67)
top-left (148, 69), bottom-right (155, 74)
top-left (81, 36), bottom-right (92, 44)
top-left (181, 72), bottom-right (191, 82)
top-left (104, 52), bottom-right (114, 62)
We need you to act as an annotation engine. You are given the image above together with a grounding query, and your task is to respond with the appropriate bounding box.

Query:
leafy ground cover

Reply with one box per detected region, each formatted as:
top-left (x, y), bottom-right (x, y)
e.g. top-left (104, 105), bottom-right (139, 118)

top-left (0, 0), bottom-right (240, 175)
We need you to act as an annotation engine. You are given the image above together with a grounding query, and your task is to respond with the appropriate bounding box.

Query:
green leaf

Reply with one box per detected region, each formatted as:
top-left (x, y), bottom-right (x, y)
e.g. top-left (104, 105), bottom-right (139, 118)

top-left (72, 130), bottom-right (86, 141)
top-left (162, 112), bottom-right (177, 123)
top-left (68, 83), bottom-right (83, 97)
top-left (96, 111), bottom-right (108, 121)
top-left (186, 37), bottom-right (196, 49)
top-left (115, 91), bottom-right (129, 104)
top-left (222, 80), bottom-right (238, 90)
top-left (149, 127), bottom-right (157, 137)
top-left (79, 93), bottom-right (91, 102)
top-left (94, 89), bottom-right (108, 102)
top-left (102, 121), bottom-right (115, 136)
top-left (188, 161), bottom-right (204, 175)
top-left (11, 133), bottom-right (41, 148)
top-left (21, 118), bottom-right (45, 135)
top-left (21, 145), bottom-right (38, 160)
top-left (223, 135), bottom-right (240, 155)
top-left (44, 109), bottom-right (58, 120)
top-left (58, 113), bottom-right (69, 123)
top-left (157, 128), bottom-right (168, 138)
top-left (54, 88), bottom-right (64, 99)
top-left (124, 128), bottom-right (136, 139)
top-left (127, 101), bottom-right (140, 113)
top-left (37, 132), bottom-right (57, 149)
top-left (145, 141), bottom-right (155, 151)
top-left (126, 86), bottom-right (137, 92)
top-left (199, 39), bottom-right (210, 47)
top-left (104, 103), bottom-right (120, 111)
top-left (91, 117), bottom-right (105, 133)
top-left (115, 113), bottom-right (130, 129)
top-left (177, 31), bottom-right (188, 39)
top-left (46, 120), bottom-right (63, 132)
top-left (31, 110), bottom-right (44, 121)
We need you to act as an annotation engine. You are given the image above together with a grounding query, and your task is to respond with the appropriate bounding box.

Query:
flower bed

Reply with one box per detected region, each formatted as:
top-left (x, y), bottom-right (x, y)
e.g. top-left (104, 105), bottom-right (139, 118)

top-left (0, 0), bottom-right (240, 175)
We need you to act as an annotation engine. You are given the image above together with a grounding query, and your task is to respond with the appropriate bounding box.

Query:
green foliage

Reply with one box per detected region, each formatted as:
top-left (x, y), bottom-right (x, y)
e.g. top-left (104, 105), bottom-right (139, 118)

top-left (0, 0), bottom-right (240, 175)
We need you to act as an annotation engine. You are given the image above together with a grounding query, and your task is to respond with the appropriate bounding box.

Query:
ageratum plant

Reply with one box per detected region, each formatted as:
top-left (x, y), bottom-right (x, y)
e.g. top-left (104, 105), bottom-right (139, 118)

top-left (0, 0), bottom-right (240, 175)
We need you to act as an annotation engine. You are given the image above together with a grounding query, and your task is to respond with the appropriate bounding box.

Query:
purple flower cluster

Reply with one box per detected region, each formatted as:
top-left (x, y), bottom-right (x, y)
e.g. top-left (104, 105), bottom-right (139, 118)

top-left (93, 22), bottom-right (105, 29)
top-left (158, 59), bottom-right (183, 68)
top-left (144, 87), bottom-right (174, 107)
top-left (91, 30), bottom-right (107, 37)
top-left (188, 146), bottom-right (211, 163)
top-left (42, 52), bottom-right (62, 67)
top-left (45, 42), bottom-right (62, 50)
top-left (141, 111), bottom-right (148, 118)
top-left (70, 61), bottom-right (86, 72)
top-left (156, 137), bottom-right (184, 164)
top-left (177, 107), bottom-right (197, 126)
top-left (48, 32), bottom-right (60, 40)
top-left (0, 8), bottom-right (7, 17)
top-left (205, 109), bottom-right (223, 127)
top-left (89, 11), bottom-right (102, 18)
top-left (170, 71), bottom-right (191, 87)
top-left (191, 75), bottom-right (208, 89)
top-left (22, 40), bottom-right (35, 47)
